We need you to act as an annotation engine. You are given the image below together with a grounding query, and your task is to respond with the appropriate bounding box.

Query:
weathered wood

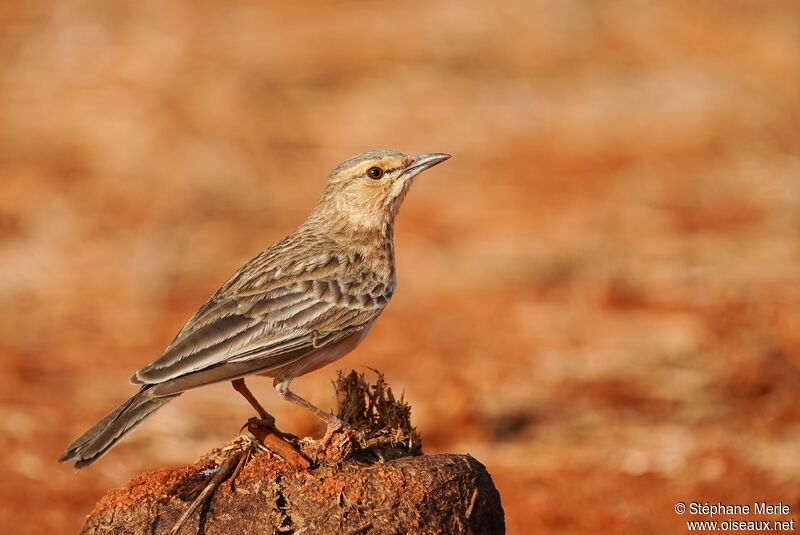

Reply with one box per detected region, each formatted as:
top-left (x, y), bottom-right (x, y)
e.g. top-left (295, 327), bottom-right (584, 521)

top-left (81, 371), bottom-right (505, 533)
top-left (81, 450), bottom-right (505, 534)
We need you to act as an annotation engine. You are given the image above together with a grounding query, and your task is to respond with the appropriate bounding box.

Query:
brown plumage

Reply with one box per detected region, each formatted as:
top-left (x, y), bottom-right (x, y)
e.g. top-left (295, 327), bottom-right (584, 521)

top-left (59, 149), bottom-right (450, 468)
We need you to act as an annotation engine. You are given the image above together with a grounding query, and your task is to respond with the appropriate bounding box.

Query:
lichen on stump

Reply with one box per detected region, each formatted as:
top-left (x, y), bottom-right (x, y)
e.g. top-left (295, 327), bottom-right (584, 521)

top-left (80, 370), bottom-right (505, 534)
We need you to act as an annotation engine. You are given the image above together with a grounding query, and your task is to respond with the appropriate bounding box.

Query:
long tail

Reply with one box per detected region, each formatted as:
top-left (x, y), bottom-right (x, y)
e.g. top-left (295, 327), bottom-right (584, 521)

top-left (59, 386), bottom-right (178, 469)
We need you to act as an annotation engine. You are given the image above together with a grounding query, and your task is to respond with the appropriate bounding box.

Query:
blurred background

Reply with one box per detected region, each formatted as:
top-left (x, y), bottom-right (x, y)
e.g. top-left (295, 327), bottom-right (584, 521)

top-left (1, 1), bottom-right (799, 533)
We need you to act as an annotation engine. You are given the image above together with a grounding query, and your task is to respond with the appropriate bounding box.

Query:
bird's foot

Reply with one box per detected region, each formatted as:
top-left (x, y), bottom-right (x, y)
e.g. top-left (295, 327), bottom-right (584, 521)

top-left (313, 418), bottom-right (353, 464)
top-left (243, 416), bottom-right (297, 441)
top-left (255, 413), bottom-right (275, 428)
top-left (317, 417), bottom-right (347, 450)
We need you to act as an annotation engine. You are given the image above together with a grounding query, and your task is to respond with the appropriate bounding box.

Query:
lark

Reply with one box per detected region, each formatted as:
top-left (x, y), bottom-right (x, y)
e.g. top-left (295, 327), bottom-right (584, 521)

top-left (59, 150), bottom-right (450, 468)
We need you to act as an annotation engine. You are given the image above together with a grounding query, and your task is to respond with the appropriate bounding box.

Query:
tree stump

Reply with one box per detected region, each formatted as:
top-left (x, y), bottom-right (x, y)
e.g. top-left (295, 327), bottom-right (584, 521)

top-left (79, 371), bottom-right (505, 534)
top-left (81, 450), bottom-right (503, 534)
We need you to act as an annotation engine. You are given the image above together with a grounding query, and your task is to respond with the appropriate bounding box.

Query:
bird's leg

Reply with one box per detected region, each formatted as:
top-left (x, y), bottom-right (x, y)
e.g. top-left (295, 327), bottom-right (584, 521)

top-left (274, 378), bottom-right (347, 449)
top-left (231, 378), bottom-right (275, 426)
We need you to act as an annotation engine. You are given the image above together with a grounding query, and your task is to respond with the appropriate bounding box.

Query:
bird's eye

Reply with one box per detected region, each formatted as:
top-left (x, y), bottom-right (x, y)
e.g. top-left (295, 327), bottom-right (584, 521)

top-left (367, 166), bottom-right (384, 180)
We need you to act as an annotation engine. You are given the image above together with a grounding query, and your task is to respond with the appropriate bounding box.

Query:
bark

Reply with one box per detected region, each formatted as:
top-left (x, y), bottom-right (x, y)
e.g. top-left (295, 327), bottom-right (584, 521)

top-left (81, 450), bottom-right (505, 534)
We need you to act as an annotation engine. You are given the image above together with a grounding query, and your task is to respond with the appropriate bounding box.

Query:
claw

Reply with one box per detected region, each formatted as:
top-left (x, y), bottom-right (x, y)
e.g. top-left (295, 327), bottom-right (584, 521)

top-left (316, 418), bottom-right (348, 451)
top-left (246, 417), bottom-right (298, 441)
top-left (241, 416), bottom-right (274, 432)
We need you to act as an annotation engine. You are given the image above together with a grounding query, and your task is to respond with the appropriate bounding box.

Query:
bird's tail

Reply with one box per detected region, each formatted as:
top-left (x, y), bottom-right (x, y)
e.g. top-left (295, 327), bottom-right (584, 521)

top-left (59, 386), bottom-right (178, 469)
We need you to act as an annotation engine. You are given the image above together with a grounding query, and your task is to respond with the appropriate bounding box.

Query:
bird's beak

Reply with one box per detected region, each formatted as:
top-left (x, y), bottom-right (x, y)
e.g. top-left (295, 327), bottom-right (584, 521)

top-left (401, 153), bottom-right (451, 179)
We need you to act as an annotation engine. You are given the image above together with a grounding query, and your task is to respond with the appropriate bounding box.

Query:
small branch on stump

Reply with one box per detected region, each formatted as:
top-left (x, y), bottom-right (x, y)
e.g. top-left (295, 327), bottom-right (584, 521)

top-left (245, 419), bottom-right (310, 469)
top-left (80, 370), bottom-right (505, 534)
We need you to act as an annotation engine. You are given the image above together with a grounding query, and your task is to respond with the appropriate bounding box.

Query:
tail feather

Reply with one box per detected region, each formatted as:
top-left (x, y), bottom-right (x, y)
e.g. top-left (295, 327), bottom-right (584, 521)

top-left (59, 386), bottom-right (178, 469)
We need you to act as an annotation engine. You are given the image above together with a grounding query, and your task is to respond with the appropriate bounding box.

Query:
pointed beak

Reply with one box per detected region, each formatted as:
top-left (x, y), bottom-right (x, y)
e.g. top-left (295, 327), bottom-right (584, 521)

top-left (401, 153), bottom-right (451, 179)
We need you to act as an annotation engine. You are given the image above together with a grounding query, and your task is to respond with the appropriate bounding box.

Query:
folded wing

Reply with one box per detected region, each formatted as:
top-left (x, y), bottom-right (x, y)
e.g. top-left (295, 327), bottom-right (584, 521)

top-left (131, 279), bottom-right (382, 389)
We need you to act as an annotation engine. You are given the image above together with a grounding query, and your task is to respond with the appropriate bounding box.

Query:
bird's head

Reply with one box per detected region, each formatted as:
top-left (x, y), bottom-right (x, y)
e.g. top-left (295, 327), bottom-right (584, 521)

top-left (312, 149), bottom-right (450, 233)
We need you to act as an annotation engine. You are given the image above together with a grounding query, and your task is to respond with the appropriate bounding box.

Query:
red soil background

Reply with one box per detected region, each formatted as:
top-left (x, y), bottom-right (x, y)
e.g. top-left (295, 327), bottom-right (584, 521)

top-left (1, 1), bottom-right (799, 533)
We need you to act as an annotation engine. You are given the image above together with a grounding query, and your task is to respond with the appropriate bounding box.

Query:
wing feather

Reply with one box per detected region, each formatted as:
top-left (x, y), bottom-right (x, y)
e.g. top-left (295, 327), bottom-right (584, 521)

top-left (131, 289), bottom-right (382, 385)
top-left (133, 318), bottom-right (266, 383)
top-left (130, 235), bottom-right (392, 389)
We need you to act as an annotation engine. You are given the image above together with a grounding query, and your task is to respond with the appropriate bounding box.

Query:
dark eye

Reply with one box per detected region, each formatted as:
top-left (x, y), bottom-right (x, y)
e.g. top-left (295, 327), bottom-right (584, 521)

top-left (367, 166), bottom-right (384, 179)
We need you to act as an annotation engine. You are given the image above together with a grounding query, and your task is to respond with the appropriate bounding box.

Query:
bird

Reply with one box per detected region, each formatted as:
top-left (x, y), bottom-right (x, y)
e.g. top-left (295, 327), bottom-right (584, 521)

top-left (59, 149), bottom-right (450, 468)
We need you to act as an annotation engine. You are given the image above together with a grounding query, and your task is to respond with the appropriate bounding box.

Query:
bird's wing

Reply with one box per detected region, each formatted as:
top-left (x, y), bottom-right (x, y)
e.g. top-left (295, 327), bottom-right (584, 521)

top-left (146, 326), bottom-right (366, 397)
top-left (130, 246), bottom-right (389, 386)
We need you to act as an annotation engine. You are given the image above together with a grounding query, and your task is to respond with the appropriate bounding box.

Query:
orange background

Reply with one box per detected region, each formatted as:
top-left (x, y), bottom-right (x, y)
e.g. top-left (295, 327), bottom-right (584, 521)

top-left (1, 1), bottom-right (799, 533)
